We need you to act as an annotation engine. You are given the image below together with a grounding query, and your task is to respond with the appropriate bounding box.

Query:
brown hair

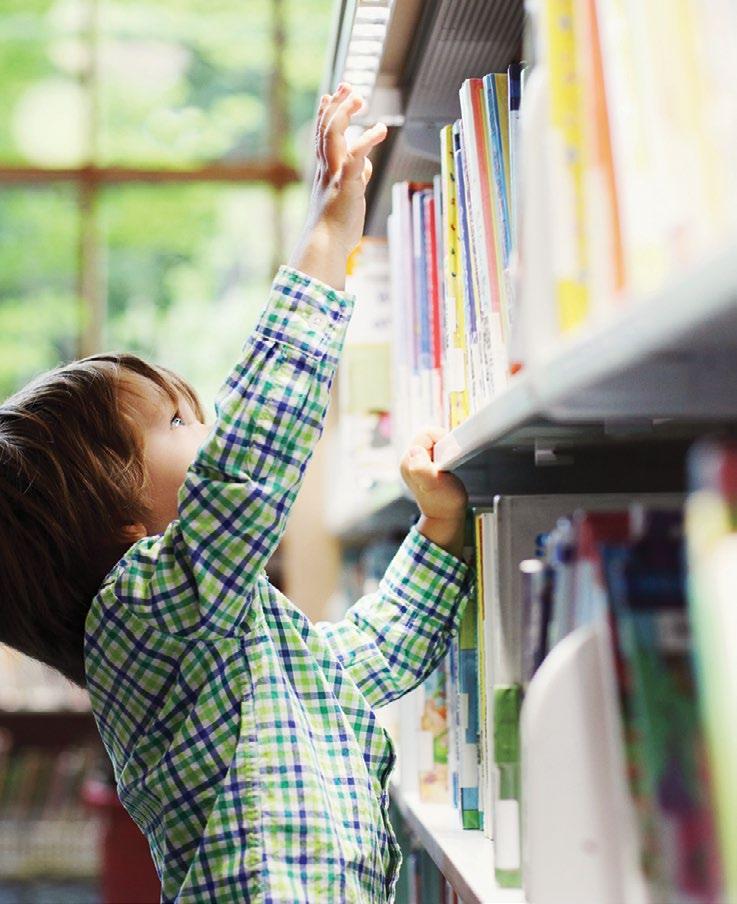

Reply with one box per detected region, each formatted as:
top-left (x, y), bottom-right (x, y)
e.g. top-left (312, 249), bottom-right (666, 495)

top-left (0, 354), bottom-right (204, 688)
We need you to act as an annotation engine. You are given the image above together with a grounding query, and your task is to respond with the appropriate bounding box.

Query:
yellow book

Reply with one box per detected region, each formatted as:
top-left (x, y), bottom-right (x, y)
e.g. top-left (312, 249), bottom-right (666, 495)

top-left (543, 0), bottom-right (589, 332)
top-left (440, 125), bottom-right (470, 428)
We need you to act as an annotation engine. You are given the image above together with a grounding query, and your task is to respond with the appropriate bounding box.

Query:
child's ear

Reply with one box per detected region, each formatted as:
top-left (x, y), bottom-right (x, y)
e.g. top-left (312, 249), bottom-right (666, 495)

top-left (120, 522), bottom-right (147, 543)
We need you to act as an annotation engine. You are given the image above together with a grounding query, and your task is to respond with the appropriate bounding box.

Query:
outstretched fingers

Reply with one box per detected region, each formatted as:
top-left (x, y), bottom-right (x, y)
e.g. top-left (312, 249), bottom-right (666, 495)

top-left (343, 122), bottom-right (387, 181)
top-left (323, 89), bottom-right (363, 176)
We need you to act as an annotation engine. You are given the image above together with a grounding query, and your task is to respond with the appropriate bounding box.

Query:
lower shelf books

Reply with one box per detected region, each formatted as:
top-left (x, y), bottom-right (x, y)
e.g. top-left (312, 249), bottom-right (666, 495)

top-left (353, 487), bottom-right (725, 901)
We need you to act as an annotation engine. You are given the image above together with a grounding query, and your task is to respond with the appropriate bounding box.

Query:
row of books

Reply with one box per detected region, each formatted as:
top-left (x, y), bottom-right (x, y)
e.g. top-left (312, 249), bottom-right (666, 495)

top-left (389, 443), bottom-right (737, 900)
top-left (388, 66), bottom-right (524, 450)
top-left (383, 1), bottom-right (737, 448)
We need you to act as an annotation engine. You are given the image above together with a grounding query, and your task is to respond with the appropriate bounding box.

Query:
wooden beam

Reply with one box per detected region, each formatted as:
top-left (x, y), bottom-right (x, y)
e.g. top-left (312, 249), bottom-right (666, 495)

top-left (0, 162), bottom-right (301, 187)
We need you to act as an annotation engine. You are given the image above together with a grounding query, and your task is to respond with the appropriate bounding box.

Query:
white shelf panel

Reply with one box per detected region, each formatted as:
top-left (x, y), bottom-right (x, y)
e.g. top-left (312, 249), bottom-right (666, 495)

top-left (434, 372), bottom-right (537, 471)
top-left (435, 242), bottom-right (737, 473)
top-left (391, 787), bottom-right (526, 904)
top-left (535, 241), bottom-right (737, 420)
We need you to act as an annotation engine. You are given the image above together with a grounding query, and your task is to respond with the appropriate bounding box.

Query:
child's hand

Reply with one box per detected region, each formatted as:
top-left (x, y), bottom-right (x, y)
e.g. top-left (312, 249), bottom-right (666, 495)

top-left (400, 428), bottom-right (468, 559)
top-left (290, 84), bottom-right (387, 289)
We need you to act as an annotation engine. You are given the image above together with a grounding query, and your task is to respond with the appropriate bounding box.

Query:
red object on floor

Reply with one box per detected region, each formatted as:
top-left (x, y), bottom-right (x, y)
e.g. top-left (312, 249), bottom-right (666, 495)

top-left (83, 779), bottom-right (161, 904)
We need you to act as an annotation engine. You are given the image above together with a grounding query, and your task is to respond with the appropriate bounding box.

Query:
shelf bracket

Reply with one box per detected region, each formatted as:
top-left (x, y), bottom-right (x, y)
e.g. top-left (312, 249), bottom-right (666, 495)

top-left (534, 441), bottom-right (574, 467)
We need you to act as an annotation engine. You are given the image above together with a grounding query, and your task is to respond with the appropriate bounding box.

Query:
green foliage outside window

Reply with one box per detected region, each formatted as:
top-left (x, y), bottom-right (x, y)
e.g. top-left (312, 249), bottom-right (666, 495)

top-left (0, 0), bottom-right (334, 402)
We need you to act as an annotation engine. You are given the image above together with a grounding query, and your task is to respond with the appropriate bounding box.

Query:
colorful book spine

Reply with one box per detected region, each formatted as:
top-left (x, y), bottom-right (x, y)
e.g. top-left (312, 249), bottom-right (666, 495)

top-left (482, 72), bottom-right (515, 379)
top-left (452, 120), bottom-right (485, 410)
top-left (459, 78), bottom-right (506, 396)
top-left (418, 665), bottom-right (450, 803)
top-left (686, 441), bottom-right (737, 899)
top-left (493, 684), bottom-right (522, 887)
top-left (457, 588), bottom-right (481, 829)
top-left (542, 0), bottom-right (590, 332)
top-left (424, 191), bottom-right (444, 422)
top-left (439, 124), bottom-right (470, 428)
top-left (604, 510), bottom-right (720, 902)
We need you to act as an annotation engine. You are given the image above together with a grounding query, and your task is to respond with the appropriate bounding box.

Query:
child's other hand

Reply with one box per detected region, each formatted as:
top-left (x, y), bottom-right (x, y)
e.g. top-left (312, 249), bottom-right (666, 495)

top-left (400, 428), bottom-right (468, 559)
top-left (290, 84), bottom-right (387, 289)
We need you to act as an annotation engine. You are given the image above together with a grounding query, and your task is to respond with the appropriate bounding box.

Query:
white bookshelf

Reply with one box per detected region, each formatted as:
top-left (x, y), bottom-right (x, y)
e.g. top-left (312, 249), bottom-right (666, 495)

top-left (435, 239), bottom-right (737, 473)
top-left (326, 0), bottom-right (737, 900)
top-left (390, 785), bottom-right (526, 904)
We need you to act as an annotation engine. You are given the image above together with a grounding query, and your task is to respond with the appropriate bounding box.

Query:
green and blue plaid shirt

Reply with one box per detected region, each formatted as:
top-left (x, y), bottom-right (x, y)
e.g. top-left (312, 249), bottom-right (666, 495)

top-left (84, 267), bottom-right (473, 903)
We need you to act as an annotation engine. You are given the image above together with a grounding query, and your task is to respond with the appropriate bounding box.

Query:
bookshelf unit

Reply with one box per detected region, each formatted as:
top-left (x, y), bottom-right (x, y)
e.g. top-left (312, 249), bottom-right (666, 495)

top-left (326, 0), bottom-right (737, 901)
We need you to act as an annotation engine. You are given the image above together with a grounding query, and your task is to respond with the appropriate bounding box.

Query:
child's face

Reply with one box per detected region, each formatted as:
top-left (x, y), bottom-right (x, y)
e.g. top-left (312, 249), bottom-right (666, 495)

top-left (122, 373), bottom-right (211, 538)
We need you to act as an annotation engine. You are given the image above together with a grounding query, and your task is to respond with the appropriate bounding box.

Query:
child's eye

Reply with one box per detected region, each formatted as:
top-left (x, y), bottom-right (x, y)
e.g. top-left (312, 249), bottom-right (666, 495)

top-left (170, 413), bottom-right (184, 428)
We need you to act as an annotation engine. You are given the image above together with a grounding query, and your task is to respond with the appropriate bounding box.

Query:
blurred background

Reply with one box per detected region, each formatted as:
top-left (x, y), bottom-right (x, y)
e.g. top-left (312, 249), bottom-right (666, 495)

top-left (0, 1), bottom-right (338, 900)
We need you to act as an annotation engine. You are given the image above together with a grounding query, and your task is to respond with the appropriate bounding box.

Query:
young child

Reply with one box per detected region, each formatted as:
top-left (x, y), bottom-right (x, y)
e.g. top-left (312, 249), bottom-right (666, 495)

top-left (0, 85), bottom-right (473, 903)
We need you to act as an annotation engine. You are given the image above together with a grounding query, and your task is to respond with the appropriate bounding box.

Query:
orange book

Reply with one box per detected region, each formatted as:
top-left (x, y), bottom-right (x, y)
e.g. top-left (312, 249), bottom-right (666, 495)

top-left (576, 0), bottom-right (626, 307)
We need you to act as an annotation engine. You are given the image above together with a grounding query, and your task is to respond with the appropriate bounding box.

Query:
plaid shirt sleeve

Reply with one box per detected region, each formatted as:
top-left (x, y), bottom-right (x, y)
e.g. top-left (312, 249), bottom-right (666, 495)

top-left (316, 526), bottom-right (473, 709)
top-left (115, 266), bottom-right (354, 636)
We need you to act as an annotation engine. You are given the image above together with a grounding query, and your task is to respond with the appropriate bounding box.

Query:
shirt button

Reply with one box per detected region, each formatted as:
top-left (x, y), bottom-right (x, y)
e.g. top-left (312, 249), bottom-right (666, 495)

top-left (309, 313), bottom-right (326, 330)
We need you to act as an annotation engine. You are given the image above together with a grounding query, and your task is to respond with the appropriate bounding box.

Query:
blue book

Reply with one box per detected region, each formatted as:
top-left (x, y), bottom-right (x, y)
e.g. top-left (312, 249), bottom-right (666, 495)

top-left (482, 73), bottom-right (512, 266)
top-left (412, 189), bottom-right (433, 374)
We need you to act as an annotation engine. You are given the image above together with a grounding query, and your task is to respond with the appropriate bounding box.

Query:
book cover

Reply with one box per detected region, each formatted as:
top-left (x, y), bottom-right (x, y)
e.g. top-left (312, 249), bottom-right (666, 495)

top-left (474, 512), bottom-right (492, 838)
top-left (604, 510), bottom-right (720, 902)
top-left (418, 665), bottom-right (450, 804)
top-left (458, 587), bottom-right (481, 830)
top-left (594, 0), bottom-right (666, 296)
top-left (460, 77), bottom-right (507, 396)
top-left (423, 191), bottom-right (444, 423)
top-left (439, 124), bottom-right (470, 428)
top-left (574, 0), bottom-right (625, 311)
top-left (452, 120), bottom-right (485, 411)
top-left (507, 62), bottom-right (525, 250)
top-left (686, 441), bottom-right (737, 899)
top-left (542, 0), bottom-right (590, 332)
top-left (445, 645), bottom-right (460, 813)
top-left (412, 188), bottom-right (433, 427)
top-left (432, 173), bottom-right (450, 431)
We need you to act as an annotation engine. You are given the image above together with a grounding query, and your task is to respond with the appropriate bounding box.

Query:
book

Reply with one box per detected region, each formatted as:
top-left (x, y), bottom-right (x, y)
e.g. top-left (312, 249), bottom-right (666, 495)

top-left (439, 124), bottom-right (470, 428)
top-left (574, 0), bottom-right (625, 312)
top-left (424, 191), bottom-right (444, 423)
top-left (418, 664), bottom-right (449, 803)
top-left (686, 441), bottom-right (737, 899)
top-left (459, 78), bottom-right (506, 395)
top-left (452, 119), bottom-right (487, 409)
top-left (541, 0), bottom-right (589, 332)
top-left (603, 510), bottom-right (720, 902)
top-left (457, 588), bottom-right (481, 829)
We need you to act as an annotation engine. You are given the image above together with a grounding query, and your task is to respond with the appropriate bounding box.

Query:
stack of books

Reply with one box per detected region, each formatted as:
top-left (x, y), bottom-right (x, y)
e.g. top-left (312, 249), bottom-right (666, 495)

top-left (385, 1), bottom-right (737, 441)
top-left (390, 492), bottom-right (722, 900)
top-left (388, 67), bottom-right (524, 448)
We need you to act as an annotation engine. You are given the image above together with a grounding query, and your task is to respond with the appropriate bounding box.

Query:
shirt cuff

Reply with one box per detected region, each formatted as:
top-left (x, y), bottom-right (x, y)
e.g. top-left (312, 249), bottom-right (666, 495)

top-left (381, 525), bottom-right (473, 635)
top-left (254, 265), bottom-right (355, 360)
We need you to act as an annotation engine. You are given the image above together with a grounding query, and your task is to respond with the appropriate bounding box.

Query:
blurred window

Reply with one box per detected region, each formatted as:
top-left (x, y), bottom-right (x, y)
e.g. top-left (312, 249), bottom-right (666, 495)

top-left (0, 0), bottom-right (334, 399)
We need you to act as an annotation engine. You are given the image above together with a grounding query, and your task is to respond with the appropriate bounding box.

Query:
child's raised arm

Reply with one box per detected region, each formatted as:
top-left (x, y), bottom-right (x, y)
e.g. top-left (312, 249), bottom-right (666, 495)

top-left (109, 87), bottom-right (387, 636)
